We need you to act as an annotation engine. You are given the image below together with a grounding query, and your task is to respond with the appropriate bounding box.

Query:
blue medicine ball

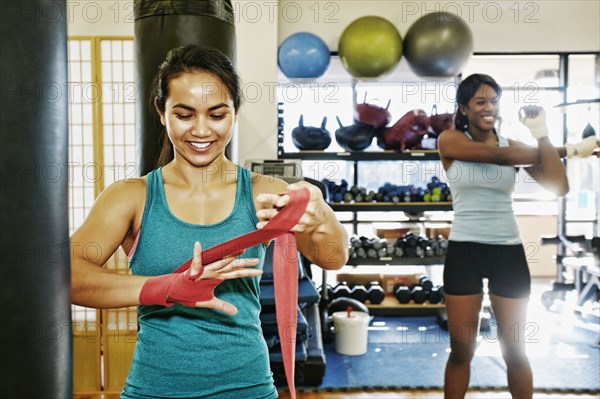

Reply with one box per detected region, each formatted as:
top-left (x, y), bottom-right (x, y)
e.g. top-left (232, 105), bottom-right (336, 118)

top-left (278, 32), bottom-right (330, 79)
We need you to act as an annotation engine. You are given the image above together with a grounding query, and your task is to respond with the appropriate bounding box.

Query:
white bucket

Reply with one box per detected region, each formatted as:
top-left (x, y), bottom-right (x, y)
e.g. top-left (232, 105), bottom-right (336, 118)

top-left (332, 311), bottom-right (371, 356)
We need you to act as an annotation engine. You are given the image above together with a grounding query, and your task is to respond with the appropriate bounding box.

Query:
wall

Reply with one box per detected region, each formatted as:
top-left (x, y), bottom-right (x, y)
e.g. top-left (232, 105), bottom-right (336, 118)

top-left (67, 1), bottom-right (600, 163)
top-left (278, 0), bottom-right (600, 53)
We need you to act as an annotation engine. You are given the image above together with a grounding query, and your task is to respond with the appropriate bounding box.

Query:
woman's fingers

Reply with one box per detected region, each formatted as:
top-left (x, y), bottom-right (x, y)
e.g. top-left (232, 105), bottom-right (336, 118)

top-left (200, 256), bottom-right (262, 280)
top-left (256, 193), bottom-right (289, 210)
top-left (256, 208), bottom-right (280, 222)
top-left (256, 184), bottom-right (322, 232)
top-left (189, 241), bottom-right (204, 279)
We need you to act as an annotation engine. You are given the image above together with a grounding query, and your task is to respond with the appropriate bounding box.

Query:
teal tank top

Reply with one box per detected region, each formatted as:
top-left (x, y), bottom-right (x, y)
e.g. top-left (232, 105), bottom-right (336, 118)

top-left (121, 166), bottom-right (277, 399)
top-left (446, 132), bottom-right (521, 245)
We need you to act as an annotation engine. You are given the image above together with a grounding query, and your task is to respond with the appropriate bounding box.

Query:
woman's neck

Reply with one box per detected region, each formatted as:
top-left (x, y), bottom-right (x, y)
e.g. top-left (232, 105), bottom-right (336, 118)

top-left (467, 126), bottom-right (496, 142)
top-left (166, 155), bottom-right (237, 187)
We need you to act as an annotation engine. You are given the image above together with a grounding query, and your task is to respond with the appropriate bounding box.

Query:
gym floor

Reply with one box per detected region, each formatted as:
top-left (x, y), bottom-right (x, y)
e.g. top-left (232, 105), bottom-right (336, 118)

top-left (74, 278), bottom-right (599, 399)
top-left (74, 392), bottom-right (599, 399)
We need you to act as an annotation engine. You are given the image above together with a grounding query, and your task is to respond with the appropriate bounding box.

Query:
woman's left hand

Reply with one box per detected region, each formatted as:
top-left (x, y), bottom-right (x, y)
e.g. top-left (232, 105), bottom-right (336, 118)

top-left (255, 181), bottom-right (326, 234)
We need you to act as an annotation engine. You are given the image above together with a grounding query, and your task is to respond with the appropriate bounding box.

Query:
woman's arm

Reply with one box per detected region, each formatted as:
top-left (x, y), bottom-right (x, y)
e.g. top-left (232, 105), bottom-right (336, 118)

top-left (70, 179), bottom-right (149, 308)
top-left (253, 177), bottom-right (348, 270)
top-left (437, 129), bottom-right (566, 166)
top-left (438, 129), bottom-right (598, 168)
top-left (71, 179), bottom-right (263, 312)
top-left (287, 181), bottom-right (349, 270)
top-left (509, 139), bottom-right (569, 196)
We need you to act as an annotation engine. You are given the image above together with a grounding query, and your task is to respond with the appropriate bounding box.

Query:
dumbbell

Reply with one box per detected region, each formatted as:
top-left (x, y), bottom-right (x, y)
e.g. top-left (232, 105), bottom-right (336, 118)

top-left (418, 275), bottom-right (433, 291)
top-left (431, 235), bottom-right (448, 256)
top-left (411, 286), bottom-right (427, 304)
top-left (393, 246), bottom-right (404, 258)
top-left (318, 284), bottom-right (334, 302)
top-left (332, 282), bottom-right (352, 299)
top-left (394, 284), bottom-right (411, 304)
top-left (366, 248), bottom-right (378, 259)
top-left (355, 247), bottom-right (367, 259)
top-left (350, 284), bottom-right (368, 303)
top-left (425, 246), bottom-right (435, 257)
top-left (366, 281), bottom-right (385, 305)
top-left (427, 285), bottom-right (444, 304)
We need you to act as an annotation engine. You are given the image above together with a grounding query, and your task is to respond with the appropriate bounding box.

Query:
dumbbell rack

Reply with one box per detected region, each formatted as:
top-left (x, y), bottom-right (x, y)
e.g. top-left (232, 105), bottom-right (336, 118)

top-left (276, 147), bottom-right (452, 317)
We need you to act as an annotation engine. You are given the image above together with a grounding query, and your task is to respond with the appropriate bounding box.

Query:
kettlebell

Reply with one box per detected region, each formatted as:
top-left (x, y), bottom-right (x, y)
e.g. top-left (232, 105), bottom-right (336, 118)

top-left (335, 117), bottom-right (376, 152)
top-left (291, 115), bottom-right (332, 150)
top-left (354, 93), bottom-right (392, 128)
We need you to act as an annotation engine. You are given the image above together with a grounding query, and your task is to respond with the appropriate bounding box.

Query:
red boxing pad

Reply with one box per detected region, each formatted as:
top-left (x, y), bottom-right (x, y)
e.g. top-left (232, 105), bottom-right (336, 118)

top-left (380, 109), bottom-right (430, 151)
top-left (429, 105), bottom-right (454, 136)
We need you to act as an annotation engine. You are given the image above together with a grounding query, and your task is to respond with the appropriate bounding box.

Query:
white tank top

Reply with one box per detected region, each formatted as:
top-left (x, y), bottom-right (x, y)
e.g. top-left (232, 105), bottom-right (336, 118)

top-left (446, 131), bottom-right (521, 244)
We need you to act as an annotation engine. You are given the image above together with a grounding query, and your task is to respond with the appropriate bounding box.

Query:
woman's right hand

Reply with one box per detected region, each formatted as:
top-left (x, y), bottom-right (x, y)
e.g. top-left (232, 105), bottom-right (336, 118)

top-left (139, 242), bottom-right (262, 314)
top-left (189, 241), bottom-right (262, 315)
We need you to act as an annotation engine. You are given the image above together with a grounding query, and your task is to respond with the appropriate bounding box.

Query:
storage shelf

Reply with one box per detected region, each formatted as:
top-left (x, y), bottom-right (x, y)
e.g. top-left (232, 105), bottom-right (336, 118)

top-left (278, 150), bottom-right (441, 161)
top-left (330, 202), bottom-right (453, 212)
top-left (347, 256), bottom-right (445, 267)
top-left (367, 295), bottom-right (445, 310)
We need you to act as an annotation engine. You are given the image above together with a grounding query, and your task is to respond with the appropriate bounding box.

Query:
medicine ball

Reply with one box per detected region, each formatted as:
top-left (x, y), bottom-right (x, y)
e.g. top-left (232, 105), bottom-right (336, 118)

top-left (338, 16), bottom-right (402, 78)
top-left (278, 32), bottom-right (331, 79)
top-left (403, 12), bottom-right (473, 77)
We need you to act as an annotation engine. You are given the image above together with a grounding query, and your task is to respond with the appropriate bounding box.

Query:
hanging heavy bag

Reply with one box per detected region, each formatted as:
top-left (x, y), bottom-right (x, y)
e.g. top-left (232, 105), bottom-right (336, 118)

top-left (134, 0), bottom-right (236, 175)
top-left (2, 1), bottom-right (71, 397)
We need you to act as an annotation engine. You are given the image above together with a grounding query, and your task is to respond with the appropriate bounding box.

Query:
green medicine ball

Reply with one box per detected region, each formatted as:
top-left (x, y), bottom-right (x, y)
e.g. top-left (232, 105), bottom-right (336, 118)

top-left (338, 16), bottom-right (403, 79)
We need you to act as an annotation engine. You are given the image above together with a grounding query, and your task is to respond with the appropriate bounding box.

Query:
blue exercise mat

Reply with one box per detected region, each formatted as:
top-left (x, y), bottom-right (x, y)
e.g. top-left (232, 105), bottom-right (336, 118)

top-left (302, 316), bottom-right (600, 393)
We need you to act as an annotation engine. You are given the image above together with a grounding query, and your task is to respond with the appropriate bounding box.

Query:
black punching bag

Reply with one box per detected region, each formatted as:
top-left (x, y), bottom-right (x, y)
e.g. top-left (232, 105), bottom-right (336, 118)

top-left (0, 1), bottom-right (71, 398)
top-left (134, 0), bottom-right (237, 175)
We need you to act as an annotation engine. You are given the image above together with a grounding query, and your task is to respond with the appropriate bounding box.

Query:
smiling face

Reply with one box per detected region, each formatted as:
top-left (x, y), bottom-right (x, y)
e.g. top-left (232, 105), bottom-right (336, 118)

top-left (158, 71), bottom-right (236, 167)
top-left (460, 83), bottom-right (500, 134)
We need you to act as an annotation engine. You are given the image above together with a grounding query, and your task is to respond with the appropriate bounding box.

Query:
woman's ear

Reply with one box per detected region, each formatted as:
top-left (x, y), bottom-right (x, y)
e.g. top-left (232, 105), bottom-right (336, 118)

top-left (154, 98), bottom-right (166, 126)
top-left (458, 104), bottom-right (467, 116)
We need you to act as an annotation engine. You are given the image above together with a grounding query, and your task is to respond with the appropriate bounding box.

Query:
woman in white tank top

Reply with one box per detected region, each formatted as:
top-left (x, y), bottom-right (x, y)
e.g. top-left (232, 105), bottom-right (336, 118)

top-left (438, 73), bottom-right (598, 399)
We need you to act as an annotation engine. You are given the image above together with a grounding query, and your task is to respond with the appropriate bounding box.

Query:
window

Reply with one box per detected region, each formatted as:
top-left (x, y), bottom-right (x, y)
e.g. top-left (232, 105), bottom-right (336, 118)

top-left (277, 52), bottom-right (599, 216)
top-left (68, 36), bottom-right (137, 391)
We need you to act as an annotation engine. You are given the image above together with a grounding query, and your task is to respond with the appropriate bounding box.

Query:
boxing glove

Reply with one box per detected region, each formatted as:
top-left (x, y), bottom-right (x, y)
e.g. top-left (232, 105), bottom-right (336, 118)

top-left (429, 105), bottom-right (454, 136)
top-left (379, 109), bottom-right (430, 151)
top-left (355, 94), bottom-right (392, 129)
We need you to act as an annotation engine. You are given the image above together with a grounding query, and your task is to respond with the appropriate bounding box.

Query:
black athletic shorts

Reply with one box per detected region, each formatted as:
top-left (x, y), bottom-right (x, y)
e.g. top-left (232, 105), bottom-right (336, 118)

top-left (443, 241), bottom-right (531, 299)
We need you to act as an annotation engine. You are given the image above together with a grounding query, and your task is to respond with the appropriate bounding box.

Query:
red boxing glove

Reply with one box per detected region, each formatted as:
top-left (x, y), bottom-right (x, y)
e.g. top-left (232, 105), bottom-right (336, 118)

top-left (139, 268), bottom-right (222, 307)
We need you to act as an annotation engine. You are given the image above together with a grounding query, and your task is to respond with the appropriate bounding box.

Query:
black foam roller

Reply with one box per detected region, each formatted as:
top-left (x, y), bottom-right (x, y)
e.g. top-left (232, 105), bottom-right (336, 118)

top-left (134, 0), bottom-right (237, 175)
top-left (1, 1), bottom-right (71, 397)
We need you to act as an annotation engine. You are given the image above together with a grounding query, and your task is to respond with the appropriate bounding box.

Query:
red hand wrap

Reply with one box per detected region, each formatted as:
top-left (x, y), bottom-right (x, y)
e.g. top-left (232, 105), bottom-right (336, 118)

top-left (139, 271), bottom-right (223, 307)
